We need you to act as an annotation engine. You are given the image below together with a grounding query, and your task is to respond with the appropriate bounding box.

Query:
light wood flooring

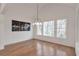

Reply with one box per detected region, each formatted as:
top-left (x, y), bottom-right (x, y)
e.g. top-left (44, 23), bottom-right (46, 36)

top-left (0, 39), bottom-right (76, 56)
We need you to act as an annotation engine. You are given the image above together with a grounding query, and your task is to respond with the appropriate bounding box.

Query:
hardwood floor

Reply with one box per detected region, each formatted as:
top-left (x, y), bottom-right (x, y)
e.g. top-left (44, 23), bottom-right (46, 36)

top-left (0, 39), bottom-right (76, 56)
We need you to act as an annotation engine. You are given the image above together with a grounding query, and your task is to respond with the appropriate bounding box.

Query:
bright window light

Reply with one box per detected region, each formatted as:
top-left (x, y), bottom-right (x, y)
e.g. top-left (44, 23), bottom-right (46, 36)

top-left (43, 21), bottom-right (54, 37)
top-left (36, 22), bottom-right (42, 35)
top-left (57, 19), bottom-right (67, 39)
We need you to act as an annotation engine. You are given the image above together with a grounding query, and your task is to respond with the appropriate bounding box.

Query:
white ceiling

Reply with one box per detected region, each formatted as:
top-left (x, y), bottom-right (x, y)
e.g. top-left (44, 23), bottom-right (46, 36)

top-left (4, 3), bottom-right (78, 11)
top-left (43, 3), bottom-right (77, 8)
top-left (0, 3), bottom-right (6, 14)
top-left (2, 3), bottom-right (37, 18)
top-left (0, 3), bottom-right (78, 17)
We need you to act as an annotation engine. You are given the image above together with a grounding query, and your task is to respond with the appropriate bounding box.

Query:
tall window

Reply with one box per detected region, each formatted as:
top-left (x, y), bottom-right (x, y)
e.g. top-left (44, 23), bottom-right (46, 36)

top-left (57, 19), bottom-right (66, 39)
top-left (43, 21), bottom-right (54, 37)
top-left (36, 22), bottom-right (42, 35)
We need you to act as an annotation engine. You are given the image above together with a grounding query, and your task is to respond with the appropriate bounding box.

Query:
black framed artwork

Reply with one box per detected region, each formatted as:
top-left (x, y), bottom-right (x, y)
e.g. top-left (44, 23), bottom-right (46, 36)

top-left (12, 20), bottom-right (30, 31)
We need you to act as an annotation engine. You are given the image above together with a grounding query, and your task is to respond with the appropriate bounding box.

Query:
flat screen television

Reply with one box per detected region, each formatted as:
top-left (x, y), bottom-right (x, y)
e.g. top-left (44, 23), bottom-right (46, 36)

top-left (12, 20), bottom-right (30, 31)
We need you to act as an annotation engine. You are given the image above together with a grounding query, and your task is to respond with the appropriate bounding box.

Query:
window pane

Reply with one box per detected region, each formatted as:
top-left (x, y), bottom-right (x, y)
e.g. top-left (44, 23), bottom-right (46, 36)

top-left (57, 19), bottom-right (66, 39)
top-left (37, 22), bottom-right (42, 35)
top-left (43, 22), bottom-right (48, 36)
top-left (43, 21), bottom-right (54, 37)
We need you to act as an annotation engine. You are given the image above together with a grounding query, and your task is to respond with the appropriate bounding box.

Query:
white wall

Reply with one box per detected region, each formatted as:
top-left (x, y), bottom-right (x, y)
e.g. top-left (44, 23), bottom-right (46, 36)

top-left (76, 4), bottom-right (79, 42)
top-left (33, 4), bottom-right (76, 48)
top-left (4, 16), bottom-right (33, 45)
top-left (0, 14), bottom-right (5, 49)
top-left (75, 4), bottom-right (79, 56)
top-left (1, 3), bottom-right (36, 46)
